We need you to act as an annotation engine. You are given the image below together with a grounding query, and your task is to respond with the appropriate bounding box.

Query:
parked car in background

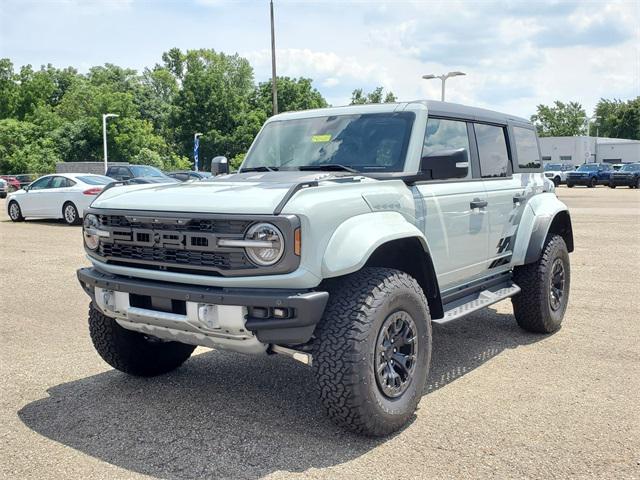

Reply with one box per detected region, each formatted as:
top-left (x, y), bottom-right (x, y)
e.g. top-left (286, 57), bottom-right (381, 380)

top-left (609, 163), bottom-right (640, 189)
top-left (0, 175), bottom-right (21, 192)
top-left (7, 173), bottom-right (113, 225)
top-left (167, 170), bottom-right (213, 182)
top-left (105, 165), bottom-right (178, 184)
top-left (15, 174), bottom-right (37, 189)
top-left (543, 163), bottom-right (574, 186)
top-left (0, 178), bottom-right (7, 198)
top-left (566, 163), bottom-right (612, 188)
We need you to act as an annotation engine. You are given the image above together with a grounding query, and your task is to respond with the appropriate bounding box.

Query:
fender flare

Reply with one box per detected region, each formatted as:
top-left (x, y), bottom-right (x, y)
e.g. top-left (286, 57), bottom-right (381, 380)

top-left (321, 211), bottom-right (430, 277)
top-left (512, 193), bottom-right (574, 265)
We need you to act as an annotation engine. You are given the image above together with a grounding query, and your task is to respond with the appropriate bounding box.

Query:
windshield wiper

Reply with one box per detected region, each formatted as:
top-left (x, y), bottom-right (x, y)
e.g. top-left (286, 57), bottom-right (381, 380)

top-left (298, 164), bottom-right (357, 173)
top-left (240, 166), bottom-right (279, 173)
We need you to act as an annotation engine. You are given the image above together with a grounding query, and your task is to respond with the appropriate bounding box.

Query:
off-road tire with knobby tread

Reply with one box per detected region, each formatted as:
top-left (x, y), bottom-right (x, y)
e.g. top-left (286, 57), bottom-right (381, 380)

top-left (311, 267), bottom-right (432, 436)
top-left (88, 303), bottom-right (196, 376)
top-left (512, 235), bottom-right (570, 333)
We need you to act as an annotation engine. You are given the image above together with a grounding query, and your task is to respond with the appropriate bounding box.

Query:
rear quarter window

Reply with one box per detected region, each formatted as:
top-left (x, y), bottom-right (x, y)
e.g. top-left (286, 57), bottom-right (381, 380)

top-left (513, 127), bottom-right (541, 170)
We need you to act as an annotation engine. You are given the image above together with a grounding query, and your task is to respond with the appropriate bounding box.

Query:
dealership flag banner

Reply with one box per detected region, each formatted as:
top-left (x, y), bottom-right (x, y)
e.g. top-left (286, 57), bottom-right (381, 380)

top-left (194, 136), bottom-right (200, 171)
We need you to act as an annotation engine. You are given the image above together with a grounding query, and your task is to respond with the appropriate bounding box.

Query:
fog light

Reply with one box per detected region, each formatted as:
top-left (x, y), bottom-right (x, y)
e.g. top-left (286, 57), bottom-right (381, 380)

top-left (273, 307), bottom-right (291, 319)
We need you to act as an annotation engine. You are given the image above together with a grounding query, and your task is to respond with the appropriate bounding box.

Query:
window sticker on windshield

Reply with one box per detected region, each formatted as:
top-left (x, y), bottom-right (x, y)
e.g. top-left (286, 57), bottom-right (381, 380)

top-left (311, 134), bottom-right (332, 143)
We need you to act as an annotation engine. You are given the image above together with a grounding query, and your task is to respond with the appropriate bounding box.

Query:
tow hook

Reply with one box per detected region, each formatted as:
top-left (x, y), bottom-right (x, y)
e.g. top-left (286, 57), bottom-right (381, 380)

top-left (270, 345), bottom-right (313, 366)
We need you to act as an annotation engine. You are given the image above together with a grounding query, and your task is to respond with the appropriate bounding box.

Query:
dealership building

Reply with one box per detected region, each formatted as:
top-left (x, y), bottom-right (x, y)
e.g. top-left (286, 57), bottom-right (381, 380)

top-left (538, 136), bottom-right (640, 166)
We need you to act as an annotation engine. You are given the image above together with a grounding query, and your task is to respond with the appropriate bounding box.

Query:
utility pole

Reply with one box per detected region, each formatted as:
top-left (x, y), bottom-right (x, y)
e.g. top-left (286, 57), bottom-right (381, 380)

top-left (422, 71), bottom-right (466, 101)
top-left (270, 0), bottom-right (278, 115)
top-left (102, 113), bottom-right (119, 174)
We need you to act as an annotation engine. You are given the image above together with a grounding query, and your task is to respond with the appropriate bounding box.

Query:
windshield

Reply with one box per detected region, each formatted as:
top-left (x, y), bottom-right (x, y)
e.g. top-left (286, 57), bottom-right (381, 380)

top-left (130, 165), bottom-right (165, 177)
top-left (242, 112), bottom-right (415, 173)
top-left (620, 164), bottom-right (640, 171)
top-left (544, 163), bottom-right (563, 171)
top-left (577, 164), bottom-right (598, 171)
top-left (78, 175), bottom-right (113, 185)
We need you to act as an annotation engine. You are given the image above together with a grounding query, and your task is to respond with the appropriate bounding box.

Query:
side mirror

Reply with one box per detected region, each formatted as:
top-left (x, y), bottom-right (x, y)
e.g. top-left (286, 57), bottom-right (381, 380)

top-left (23, 185), bottom-right (30, 192)
top-left (211, 156), bottom-right (229, 176)
top-left (420, 148), bottom-right (469, 180)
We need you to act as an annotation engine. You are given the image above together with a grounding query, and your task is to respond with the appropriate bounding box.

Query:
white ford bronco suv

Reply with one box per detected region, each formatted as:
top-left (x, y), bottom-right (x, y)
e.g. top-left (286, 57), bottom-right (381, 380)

top-left (78, 100), bottom-right (573, 436)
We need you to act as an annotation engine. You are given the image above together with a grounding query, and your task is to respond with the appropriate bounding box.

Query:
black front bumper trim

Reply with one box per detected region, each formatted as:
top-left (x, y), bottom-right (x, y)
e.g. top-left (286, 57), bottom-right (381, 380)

top-left (77, 267), bottom-right (329, 344)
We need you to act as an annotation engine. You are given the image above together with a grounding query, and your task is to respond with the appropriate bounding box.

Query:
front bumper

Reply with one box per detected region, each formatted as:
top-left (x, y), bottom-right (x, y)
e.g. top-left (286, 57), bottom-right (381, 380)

top-left (78, 267), bottom-right (329, 347)
top-left (610, 176), bottom-right (636, 186)
top-left (566, 176), bottom-right (595, 185)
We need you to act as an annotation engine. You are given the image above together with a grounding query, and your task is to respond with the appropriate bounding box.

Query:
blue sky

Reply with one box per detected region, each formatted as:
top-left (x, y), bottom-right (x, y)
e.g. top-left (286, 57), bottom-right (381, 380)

top-left (1, 0), bottom-right (638, 117)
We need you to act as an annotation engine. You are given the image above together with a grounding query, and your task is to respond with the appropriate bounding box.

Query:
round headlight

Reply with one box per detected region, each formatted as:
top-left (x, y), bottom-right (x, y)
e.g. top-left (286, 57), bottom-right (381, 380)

top-left (244, 222), bottom-right (284, 266)
top-left (83, 214), bottom-right (100, 250)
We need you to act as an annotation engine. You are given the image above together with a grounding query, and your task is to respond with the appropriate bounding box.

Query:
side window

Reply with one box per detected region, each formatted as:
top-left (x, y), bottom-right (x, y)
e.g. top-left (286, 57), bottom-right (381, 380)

top-left (422, 118), bottom-right (470, 178)
top-left (49, 176), bottom-right (67, 188)
top-left (475, 123), bottom-right (510, 178)
top-left (66, 178), bottom-right (76, 187)
top-left (29, 177), bottom-right (52, 190)
top-left (513, 127), bottom-right (541, 169)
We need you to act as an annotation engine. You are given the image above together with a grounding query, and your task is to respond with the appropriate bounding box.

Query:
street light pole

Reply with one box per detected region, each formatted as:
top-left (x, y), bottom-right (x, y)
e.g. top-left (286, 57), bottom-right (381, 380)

top-left (270, 0), bottom-right (278, 115)
top-left (102, 113), bottom-right (119, 174)
top-left (193, 133), bottom-right (203, 171)
top-left (422, 71), bottom-right (466, 101)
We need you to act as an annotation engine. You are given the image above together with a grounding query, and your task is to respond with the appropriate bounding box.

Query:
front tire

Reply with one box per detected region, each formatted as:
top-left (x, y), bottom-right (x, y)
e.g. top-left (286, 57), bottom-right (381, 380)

top-left (62, 201), bottom-right (81, 225)
top-left (8, 201), bottom-right (24, 221)
top-left (512, 235), bottom-right (570, 333)
top-left (567, 182), bottom-right (574, 188)
top-left (88, 304), bottom-right (196, 376)
top-left (312, 268), bottom-right (432, 436)
top-left (588, 177), bottom-right (597, 188)
top-left (553, 176), bottom-right (561, 187)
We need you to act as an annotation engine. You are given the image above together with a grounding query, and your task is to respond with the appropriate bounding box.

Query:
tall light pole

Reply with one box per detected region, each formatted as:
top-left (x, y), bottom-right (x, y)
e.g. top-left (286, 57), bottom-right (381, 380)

top-left (270, 0), bottom-right (278, 115)
top-left (193, 133), bottom-right (203, 171)
top-left (422, 71), bottom-right (466, 101)
top-left (102, 113), bottom-right (119, 173)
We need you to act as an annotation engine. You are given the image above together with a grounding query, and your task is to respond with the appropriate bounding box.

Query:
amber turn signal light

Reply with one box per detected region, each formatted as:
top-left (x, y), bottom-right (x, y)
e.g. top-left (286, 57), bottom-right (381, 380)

top-left (294, 228), bottom-right (301, 256)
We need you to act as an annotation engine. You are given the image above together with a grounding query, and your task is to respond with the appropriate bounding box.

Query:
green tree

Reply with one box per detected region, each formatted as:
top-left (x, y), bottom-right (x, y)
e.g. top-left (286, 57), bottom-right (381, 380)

top-left (350, 86), bottom-right (397, 104)
top-left (594, 97), bottom-right (640, 140)
top-left (530, 101), bottom-right (586, 137)
top-left (169, 48), bottom-right (257, 167)
top-left (255, 76), bottom-right (328, 116)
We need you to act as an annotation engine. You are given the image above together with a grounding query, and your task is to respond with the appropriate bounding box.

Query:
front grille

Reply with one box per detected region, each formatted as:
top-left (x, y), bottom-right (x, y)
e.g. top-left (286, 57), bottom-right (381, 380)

top-left (88, 210), bottom-right (299, 277)
top-left (99, 243), bottom-right (253, 271)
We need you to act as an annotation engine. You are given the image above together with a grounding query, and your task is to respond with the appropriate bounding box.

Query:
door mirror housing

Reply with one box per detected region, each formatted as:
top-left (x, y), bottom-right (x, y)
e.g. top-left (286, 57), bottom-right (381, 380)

top-left (211, 156), bottom-right (229, 176)
top-left (420, 148), bottom-right (469, 180)
top-left (23, 185), bottom-right (30, 192)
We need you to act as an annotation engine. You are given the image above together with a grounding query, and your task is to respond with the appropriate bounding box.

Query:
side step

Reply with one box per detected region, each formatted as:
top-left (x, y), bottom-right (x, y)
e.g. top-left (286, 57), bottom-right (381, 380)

top-left (434, 281), bottom-right (521, 324)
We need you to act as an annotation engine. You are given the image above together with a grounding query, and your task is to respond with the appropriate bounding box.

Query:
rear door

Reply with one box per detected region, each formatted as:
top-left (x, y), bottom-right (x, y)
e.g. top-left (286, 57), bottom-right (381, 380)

top-left (416, 117), bottom-right (490, 289)
top-left (478, 124), bottom-right (538, 271)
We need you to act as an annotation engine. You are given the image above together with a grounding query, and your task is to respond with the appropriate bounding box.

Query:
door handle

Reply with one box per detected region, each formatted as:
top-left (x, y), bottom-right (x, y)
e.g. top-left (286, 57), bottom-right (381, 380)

top-left (470, 199), bottom-right (488, 209)
top-left (513, 195), bottom-right (527, 204)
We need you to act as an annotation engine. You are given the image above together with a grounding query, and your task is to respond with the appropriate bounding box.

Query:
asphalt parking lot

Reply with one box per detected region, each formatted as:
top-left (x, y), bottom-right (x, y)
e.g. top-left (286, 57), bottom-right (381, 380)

top-left (0, 186), bottom-right (638, 479)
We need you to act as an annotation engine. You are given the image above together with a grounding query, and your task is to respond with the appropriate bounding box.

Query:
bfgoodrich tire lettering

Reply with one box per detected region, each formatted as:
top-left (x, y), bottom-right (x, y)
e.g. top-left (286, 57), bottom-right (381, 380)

top-left (512, 235), bottom-right (570, 333)
top-left (312, 268), bottom-right (431, 436)
top-left (88, 303), bottom-right (196, 376)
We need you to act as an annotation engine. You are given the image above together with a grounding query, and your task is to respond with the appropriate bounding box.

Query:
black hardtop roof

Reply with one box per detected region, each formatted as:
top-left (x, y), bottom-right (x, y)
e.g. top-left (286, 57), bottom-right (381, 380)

top-left (411, 100), bottom-right (532, 126)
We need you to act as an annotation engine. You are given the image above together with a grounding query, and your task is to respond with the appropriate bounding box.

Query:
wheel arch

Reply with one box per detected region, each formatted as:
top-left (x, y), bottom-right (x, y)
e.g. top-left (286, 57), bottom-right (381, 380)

top-left (523, 210), bottom-right (574, 264)
top-left (321, 211), bottom-right (444, 319)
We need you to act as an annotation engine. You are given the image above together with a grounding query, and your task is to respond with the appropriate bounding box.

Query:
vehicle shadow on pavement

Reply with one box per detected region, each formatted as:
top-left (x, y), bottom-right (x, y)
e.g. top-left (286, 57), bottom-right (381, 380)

top-left (18, 308), bottom-right (544, 479)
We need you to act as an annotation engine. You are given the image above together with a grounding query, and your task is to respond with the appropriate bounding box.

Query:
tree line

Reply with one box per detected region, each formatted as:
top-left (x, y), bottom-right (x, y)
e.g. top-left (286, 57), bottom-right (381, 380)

top-left (0, 48), bottom-right (395, 175)
top-left (1, 47), bottom-right (636, 175)
top-left (531, 98), bottom-right (639, 139)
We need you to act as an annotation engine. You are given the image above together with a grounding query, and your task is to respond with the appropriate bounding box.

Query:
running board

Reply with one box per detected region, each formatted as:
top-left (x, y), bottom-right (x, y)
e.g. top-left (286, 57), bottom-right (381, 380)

top-left (434, 281), bottom-right (521, 324)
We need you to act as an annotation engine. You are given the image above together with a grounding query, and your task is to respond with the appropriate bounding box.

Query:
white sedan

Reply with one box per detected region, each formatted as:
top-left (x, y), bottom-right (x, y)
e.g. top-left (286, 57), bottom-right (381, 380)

top-left (6, 173), bottom-right (114, 225)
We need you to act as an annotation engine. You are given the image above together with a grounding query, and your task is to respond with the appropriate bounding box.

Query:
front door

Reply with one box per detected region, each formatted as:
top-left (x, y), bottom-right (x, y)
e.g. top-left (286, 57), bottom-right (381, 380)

top-left (19, 176), bottom-right (53, 216)
top-left (415, 117), bottom-right (490, 290)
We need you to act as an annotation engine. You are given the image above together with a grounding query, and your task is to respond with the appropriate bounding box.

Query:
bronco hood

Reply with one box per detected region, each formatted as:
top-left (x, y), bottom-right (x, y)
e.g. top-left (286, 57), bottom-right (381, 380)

top-left (91, 171), bottom-right (356, 214)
